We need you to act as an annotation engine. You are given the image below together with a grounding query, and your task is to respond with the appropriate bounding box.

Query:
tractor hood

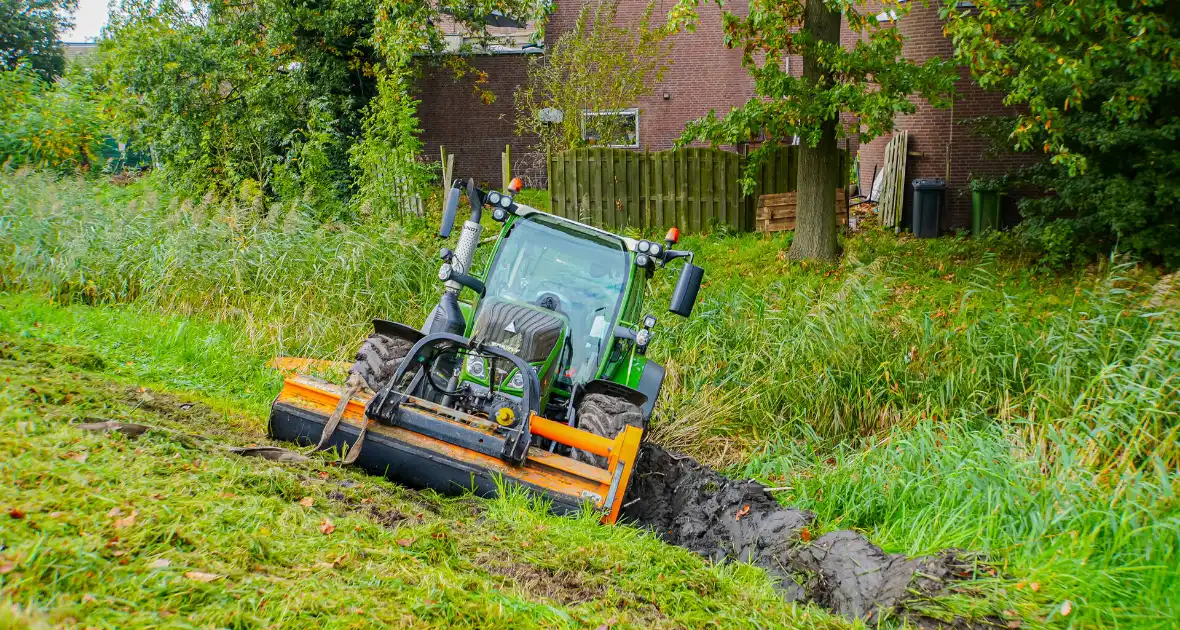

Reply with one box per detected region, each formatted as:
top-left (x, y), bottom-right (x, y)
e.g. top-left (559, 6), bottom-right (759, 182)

top-left (462, 296), bottom-right (569, 403)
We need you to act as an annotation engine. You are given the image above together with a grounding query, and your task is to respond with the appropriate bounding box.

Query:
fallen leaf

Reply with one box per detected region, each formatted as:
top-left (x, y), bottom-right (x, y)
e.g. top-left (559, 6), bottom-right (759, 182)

top-left (800, 527), bottom-right (812, 543)
top-left (313, 562), bottom-right (336, 570)
top-left (1029, 581), bottom-right (1040, 592)
top-left (396, 538), bottom-right (414, 548)
top-left (48, 511), bottom-right (64, 518)
top-left (1060, 600), bottom-right (1072, 616)
top-left (1004, 609), bottom-right (1017, 617)
top-left (317, 471), bottom-right (330, 479)
top-left (113, 511), bottom-right (137, 530)
top-left (148, 558), bottom-right (171, 570)
top-left (7, 508), bottom-right (25, 519)
top-left (735, 504), bottom-right (751, 521)
top-left (0, 562), bottom-right (15, 574)
top-left (319, 519), bottom-right (335, 535)
top-left (107, 507), bottom-right (123, 518)
top-left (299, 497), bottom-right (314, 507)
top-left (65, 451), bottom-right (88, 463)
top-left (1007, 621), bottom-right (1021, 629)
top-left (184, 571), bottom-right (224, 582)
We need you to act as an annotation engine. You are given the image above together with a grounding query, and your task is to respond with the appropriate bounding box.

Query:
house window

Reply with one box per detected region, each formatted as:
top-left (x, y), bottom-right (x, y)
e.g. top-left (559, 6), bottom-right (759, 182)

top-left (582, 109), bottom-right (639, 148)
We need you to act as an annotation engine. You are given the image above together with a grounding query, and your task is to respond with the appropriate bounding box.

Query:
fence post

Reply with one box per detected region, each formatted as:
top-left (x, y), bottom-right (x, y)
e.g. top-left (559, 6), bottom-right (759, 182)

top-left (502, 144), bottom-right (512, 191)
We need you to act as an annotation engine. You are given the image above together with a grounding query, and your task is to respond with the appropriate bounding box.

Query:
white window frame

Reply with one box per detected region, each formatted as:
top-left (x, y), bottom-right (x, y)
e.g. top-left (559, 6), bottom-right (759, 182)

top-left (581, 108), bottom-right (640, 149)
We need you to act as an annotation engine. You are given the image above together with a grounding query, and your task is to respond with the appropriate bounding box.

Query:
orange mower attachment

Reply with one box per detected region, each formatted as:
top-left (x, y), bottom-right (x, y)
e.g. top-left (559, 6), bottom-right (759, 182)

top-left (269, 373), bottom-right (643, 524)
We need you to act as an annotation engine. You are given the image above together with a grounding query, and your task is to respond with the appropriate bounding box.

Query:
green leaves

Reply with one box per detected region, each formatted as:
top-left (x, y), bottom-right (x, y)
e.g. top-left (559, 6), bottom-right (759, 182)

top-left (944, 0), bottom-right (1180, 266)
top-left (515, 0), bottom-right (673, 155)
top-left (0, 0), bottom-right (76, 81)
top-left (674, 0), bottom-right (956, 162)
top-left (0, 64), bottom-right (105, 170)
top-left (100, 0), bottom-right (545, 211)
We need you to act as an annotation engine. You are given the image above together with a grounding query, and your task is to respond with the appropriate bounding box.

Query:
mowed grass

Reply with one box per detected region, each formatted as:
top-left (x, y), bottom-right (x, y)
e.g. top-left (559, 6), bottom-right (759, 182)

top-left (2, 170), bottom-right (1179, 627)
top-left (0, 333), bottom-right (848, 629)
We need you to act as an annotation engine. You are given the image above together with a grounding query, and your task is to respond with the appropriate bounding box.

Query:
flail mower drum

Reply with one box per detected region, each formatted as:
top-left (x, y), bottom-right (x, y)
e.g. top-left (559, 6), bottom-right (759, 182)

top-left (268, 177), bottom-right (703, 524)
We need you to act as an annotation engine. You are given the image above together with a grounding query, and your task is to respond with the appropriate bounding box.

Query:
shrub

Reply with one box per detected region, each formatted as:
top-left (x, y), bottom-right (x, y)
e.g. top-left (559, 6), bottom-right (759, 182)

top-left (0, 64), bottom-right (104, 170)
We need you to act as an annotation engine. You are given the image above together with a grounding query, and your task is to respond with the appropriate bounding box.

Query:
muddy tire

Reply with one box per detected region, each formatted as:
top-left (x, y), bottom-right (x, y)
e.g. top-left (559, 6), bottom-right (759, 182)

top-left (349, 333), bottom-right (414, 393)
top-left (571, 393), bottom-right (642, 467)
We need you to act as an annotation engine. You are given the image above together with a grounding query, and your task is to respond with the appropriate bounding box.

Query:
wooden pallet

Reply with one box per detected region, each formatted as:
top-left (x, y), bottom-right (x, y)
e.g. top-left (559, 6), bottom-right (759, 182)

top-left (755, 189), bottom-right (847, 233)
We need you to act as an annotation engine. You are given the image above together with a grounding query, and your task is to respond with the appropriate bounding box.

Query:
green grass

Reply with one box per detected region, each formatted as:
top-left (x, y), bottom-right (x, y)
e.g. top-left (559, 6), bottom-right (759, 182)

top-left (0, 332), bottom-right (848, 629)
top-left (2, 169), bottom-right (1178, 628)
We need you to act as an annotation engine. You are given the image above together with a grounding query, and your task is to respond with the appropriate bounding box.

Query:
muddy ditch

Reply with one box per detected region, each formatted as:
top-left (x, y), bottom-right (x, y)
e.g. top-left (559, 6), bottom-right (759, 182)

top-left (621, 444), bottom-right (980, 624)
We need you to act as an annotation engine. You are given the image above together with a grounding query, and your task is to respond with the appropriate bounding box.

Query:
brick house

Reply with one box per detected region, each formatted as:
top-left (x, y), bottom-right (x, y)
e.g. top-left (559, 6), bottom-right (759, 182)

top-left (416, 0), bottom-right (1032, 231)
top-left (850, 3), bottom-right (1037, 231)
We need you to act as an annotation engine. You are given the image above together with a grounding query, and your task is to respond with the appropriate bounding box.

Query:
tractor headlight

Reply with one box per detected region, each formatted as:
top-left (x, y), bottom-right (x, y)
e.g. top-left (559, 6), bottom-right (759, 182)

top-left (635, 328), bottom-right (651, 349)
top-left (637, 240), bottom-right (650, 253)
top-left (499, 195), bottom-right (512, 208)
top-left (488, 191), bottom-right (502, 205)
top-left (648, 242), bottom-right (662, 256)
top-left (492, 207), bottom-right (508, 222)
top-left (507, 366), bottom-right (538, 390)
top-left (466, 355), bottom-right (486, 379)
top-left (635, 253), bottom-right (650, 267)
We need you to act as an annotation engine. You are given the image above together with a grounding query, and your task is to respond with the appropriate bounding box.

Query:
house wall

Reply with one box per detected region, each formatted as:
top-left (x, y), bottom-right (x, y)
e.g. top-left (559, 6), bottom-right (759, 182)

top-left (415, 54), bottom-right (543, 189)
top-left (545, 0), bottom-right (756, 152)
top-left (854, 3), bottom-right (1038, 231)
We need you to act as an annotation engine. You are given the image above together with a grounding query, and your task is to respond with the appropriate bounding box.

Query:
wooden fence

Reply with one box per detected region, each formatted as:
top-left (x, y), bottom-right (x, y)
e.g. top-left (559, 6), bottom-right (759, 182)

top-left (547, 146), bottom-right (846, 234)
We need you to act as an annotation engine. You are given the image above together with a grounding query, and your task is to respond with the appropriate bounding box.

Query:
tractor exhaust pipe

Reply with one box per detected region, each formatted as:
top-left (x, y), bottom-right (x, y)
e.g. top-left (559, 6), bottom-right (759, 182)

top-left (429, 179), bottom-right (484, 336)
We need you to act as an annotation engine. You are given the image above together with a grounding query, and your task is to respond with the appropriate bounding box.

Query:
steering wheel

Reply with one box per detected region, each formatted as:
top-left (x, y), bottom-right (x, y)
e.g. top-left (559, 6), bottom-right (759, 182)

top-left (533, 291), bottom-right (566, 314)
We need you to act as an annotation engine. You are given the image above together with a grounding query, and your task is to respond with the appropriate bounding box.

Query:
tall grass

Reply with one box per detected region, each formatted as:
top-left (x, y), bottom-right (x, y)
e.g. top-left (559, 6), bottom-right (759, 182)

top-left (2, 170), bottom-right (1177, 627)
top-left (1, 170), bottom-right (438, 361)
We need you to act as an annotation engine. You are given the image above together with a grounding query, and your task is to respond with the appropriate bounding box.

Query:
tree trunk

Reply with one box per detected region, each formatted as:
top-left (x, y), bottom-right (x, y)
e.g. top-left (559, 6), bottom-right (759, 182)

top-left (789, 0), bottom-right (843, 262)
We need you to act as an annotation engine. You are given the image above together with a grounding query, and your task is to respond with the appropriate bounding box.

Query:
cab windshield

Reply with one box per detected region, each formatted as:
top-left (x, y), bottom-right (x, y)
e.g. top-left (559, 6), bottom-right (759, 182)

top-left (482, 215), bottom-right (629, 385)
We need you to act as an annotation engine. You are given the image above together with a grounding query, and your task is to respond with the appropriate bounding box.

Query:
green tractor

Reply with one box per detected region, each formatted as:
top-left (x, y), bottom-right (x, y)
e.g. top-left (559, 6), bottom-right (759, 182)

top-left (269, 177), bottom-right (703, 523)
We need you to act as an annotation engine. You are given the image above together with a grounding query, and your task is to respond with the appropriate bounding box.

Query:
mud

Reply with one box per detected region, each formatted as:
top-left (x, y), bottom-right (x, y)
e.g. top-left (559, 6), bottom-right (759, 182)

top-left (622, 444), bottom-right (975, 622)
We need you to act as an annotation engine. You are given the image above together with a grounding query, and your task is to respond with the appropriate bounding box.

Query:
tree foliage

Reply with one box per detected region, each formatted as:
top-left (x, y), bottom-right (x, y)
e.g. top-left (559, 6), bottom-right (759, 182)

top-left (0, 64), bottom-right (104, 169)
top-left (944, 0), bottom-right (1180, 268)
top-left (671, 0), bottom-right (956, 259)
top-left (0, 0), bottom-right (76, 81)
top-left (515, 0), bottom-right (672, 158)
top-left (674, 0), bottom-right (954, 152)
top-left (101, 0), bottom-right (543, 217)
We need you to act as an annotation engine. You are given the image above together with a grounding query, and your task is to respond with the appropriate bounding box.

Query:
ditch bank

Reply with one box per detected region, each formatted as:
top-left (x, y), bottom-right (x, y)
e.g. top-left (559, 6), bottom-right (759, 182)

top-left (621, 444), bottom-right (978, 624)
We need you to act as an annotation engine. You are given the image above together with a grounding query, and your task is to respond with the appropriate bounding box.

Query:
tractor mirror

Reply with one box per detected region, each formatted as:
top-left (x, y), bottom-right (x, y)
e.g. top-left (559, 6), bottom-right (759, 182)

top-left (440, 184), bottom-right (460, 238)
top-left (669, 262), bottom-right (703, 318)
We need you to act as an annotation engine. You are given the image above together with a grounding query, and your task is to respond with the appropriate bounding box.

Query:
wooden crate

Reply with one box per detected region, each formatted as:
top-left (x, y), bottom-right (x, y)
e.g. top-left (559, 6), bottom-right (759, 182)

top-left (755, 189), bottom-right (847, 233)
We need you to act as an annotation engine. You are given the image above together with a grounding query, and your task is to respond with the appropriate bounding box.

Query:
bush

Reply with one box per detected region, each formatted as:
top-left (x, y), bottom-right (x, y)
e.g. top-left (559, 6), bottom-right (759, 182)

top-left (0, 64), bottom-right (104, 170)
top-left (946, 0), bottom-right (1180, 268)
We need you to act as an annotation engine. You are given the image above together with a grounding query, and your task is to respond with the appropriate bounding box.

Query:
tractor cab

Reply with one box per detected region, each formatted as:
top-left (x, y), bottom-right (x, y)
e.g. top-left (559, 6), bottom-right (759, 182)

top-left (465, 213), bottom-right (630, 401)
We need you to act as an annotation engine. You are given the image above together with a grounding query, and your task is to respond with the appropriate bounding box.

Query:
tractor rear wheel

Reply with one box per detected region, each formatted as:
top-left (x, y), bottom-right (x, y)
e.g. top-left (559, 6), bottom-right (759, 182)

top-left (572, 393), bottom-right (643, 467)
top-left (349, 333), bottom-right (414, 393)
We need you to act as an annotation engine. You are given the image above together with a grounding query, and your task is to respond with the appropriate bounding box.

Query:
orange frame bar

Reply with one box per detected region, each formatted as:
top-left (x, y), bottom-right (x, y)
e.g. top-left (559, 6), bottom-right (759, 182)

top-left (529, 414), bottom-right (614, 458)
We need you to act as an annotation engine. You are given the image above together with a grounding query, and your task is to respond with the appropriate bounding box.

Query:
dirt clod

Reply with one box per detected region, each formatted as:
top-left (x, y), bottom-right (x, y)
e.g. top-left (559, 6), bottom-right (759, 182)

top-left (623, 444), bottom-right (976, 621)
